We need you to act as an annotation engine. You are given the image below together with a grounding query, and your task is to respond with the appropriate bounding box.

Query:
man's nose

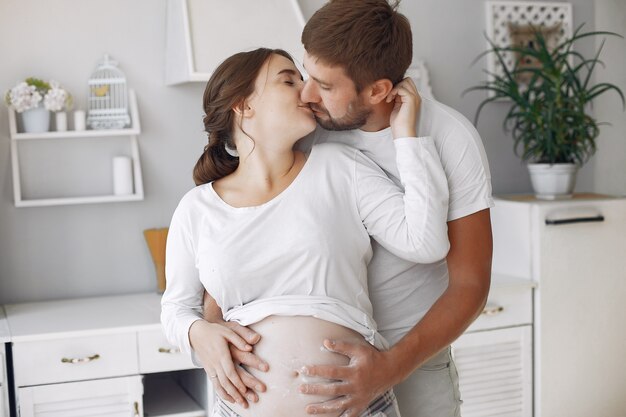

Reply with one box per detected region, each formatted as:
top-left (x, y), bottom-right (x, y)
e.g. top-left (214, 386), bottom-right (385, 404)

top-left (300, 80), bottom-right (318, 104)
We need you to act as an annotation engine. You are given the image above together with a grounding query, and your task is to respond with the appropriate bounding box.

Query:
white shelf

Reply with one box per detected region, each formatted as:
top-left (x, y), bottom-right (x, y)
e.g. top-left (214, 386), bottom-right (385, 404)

top-left (14, 193), bottom-right (144, 208)
top-left (11, 127), bottom-right (141, 141)
top-left (7, 90), bottom-right (145, 207)
top-left (144, 375), bottom-right (206, 417)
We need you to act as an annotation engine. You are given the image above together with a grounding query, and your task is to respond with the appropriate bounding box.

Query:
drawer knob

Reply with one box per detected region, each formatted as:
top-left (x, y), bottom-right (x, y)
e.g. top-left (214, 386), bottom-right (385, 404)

top-left (158, 347), bottom-right (181, 354)
top-left (61, 353), bottom-right (100, 364)
top-left (481, 305), bottom-right (504, 316)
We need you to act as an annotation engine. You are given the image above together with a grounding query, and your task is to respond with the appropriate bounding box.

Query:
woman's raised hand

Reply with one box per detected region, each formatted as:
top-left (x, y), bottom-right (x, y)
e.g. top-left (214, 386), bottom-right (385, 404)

top-left (387, 77), bottom-right (421, 139)
top-left (188, 319), bottom-right (258, 408)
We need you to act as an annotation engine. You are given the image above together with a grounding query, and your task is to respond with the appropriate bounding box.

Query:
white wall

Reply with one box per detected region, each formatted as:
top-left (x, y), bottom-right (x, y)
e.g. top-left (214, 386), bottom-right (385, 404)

top-left (593, 0), bottom-right (626, 195)
top-left (0, 0), bottom-right (611, 303)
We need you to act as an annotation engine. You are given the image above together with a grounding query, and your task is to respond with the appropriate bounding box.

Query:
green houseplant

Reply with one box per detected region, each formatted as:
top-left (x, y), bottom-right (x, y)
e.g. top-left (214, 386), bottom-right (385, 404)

top-left (466, 24), bottom-right (625, 199)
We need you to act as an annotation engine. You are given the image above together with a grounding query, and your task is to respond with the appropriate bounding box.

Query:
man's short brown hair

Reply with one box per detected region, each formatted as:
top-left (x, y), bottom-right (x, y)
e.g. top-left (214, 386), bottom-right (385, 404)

top-left (301, 0), bottom-right (413, 92)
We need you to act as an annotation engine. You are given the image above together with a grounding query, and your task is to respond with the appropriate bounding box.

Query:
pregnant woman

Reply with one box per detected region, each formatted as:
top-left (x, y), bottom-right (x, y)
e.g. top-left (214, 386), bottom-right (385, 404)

top-left (161, 48), bottom-right (449, 417)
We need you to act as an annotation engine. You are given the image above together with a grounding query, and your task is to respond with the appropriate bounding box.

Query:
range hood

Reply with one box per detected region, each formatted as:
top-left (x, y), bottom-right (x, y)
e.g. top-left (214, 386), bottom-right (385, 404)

top-left (165, 0), bottom-right (306, 85)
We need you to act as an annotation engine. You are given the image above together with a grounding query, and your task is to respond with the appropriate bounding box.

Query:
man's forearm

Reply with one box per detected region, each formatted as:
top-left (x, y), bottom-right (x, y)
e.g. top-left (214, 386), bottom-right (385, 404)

top-left (203, 290), bottom-right (226, 323)
top-left (384, 209), bottom-right (492, 385)
top-left (384, 278), bottom-right (490, 384)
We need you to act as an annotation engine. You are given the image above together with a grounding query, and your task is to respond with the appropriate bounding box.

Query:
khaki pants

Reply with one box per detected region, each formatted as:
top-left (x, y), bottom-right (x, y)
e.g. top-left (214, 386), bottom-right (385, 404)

top-left (394, 346), bottom-right (462, 417)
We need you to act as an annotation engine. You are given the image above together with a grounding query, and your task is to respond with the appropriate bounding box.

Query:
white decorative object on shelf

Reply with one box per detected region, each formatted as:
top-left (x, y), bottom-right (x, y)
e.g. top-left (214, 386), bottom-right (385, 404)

top-left (112, 156), bottom-right (134, 195)
top-left (6, 90), bottom-right (144, 208)
top-left (55, 111), bottom-right (67, 132)
top-left (485, 1), bottom-right (573, 83)
top-left (73, 110), bottom-right (86, 131)
top-left (21, 105), bottom-right (50, 133)
top-left (86, 54), bottom-right (131, 129)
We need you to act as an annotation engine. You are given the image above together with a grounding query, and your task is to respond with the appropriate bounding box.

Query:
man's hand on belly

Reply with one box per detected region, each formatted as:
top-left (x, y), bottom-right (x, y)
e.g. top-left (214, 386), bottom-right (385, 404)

top-left (299, 339), bottom-right (398, 416)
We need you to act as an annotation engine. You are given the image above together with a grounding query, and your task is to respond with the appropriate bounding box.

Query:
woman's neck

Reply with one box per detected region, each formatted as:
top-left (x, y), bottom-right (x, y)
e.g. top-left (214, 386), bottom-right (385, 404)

top-left (233, 148), bottom-right (300, 191)
top-left (213, 144), bottom-right (306, 208)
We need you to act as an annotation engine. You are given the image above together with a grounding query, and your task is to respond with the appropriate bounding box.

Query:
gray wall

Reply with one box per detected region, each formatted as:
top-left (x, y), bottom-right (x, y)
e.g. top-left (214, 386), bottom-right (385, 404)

top-left (593, 0), bottom-right (626, 195)
top-left (0, 0), bottom-right (620, 304)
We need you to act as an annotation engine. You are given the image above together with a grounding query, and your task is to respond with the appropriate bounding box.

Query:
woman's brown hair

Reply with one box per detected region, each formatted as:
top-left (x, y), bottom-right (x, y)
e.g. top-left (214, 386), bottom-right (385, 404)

top-left (301, 0), bottom-right (412, 92)
top-left (193, 48), bottom-right (294, 185)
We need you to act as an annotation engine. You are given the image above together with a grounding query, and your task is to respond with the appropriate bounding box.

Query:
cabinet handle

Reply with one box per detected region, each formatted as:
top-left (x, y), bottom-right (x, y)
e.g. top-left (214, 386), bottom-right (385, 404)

top-left (481, 305), bottom-right (504, 316)
top-left (133, 401), bottom-right (140, 417)
top-left (158, 347), bottom-right (180, 354)
top-left (61, 353), bottom-right (100, 364)
top-left (545, 215), bottom-right (605, 225)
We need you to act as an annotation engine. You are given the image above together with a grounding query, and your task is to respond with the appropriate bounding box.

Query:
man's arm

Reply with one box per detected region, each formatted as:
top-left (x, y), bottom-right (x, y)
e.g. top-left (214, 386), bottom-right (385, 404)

top-left (300, 209), bottom-right (492, 416)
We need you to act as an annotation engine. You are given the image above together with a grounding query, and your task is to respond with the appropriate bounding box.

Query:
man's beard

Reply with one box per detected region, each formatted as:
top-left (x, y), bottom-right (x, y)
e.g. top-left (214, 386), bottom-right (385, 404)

top-left (311, 99), bottom-right (371, 131)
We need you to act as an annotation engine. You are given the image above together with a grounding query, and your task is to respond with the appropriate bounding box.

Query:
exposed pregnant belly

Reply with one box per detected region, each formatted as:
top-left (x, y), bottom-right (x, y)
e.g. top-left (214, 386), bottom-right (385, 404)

top-left (228, 315), bottom-right (368, 417)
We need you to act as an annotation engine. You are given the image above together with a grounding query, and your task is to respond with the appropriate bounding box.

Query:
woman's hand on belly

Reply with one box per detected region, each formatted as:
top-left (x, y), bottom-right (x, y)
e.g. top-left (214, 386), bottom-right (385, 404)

top-left (229, 316), bottom-right (368, 417)
top-left (189, 319), bottom-right (261, 408)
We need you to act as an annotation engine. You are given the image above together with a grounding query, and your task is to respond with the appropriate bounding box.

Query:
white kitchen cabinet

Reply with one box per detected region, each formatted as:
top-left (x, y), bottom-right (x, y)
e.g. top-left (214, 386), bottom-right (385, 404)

top-left (165, 0), bottom-right (306, 85)
top-left (453, 275), bottom-right (535, 417)
top-left (18, 375), bottom-right (143, 417)
top-left (5, 293), bottom-right (210, 417)
top-left (0, 307), bottom-right (10, 417)
top-left (7, 90), bottom-right (144, 207)
top-left (491, 194), bottom-right (626, 417)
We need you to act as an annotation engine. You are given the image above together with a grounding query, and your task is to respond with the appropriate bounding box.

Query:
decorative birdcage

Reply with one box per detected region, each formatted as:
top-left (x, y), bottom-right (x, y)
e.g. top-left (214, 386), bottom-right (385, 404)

top-left (86, 54), bottom-right (131, 129)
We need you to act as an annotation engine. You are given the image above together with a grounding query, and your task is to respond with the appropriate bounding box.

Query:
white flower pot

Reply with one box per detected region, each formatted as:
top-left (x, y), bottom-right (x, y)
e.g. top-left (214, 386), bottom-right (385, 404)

top-left (527, 163), bottom-right (578, 200)
top-left (21, 106), bottom-right (50, 133)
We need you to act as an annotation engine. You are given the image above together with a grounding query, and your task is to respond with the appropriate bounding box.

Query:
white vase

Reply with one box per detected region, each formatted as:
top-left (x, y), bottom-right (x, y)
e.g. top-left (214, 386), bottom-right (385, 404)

top-left (527, 163), bottom-right (579, 200)
top-left (21, 105), bottom-right (50, 133)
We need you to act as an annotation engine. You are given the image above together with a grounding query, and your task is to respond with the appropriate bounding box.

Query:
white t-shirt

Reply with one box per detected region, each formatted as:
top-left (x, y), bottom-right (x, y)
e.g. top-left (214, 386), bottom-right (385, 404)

top-left (161, 138), bottom-right (450, 357)
top-left (297, 96), bottom-right (494, 344)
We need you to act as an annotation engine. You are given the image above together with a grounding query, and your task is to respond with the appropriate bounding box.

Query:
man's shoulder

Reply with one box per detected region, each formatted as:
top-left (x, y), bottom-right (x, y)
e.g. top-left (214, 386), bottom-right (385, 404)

top-left (421, 97), bottom-right (481, 141)
top-left (311, 141), bottom-right (357, 160)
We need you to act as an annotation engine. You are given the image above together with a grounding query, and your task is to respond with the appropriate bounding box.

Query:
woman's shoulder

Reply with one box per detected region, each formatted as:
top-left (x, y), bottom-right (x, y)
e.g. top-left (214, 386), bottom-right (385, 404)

top-left (172, 183), bottom-right (214, 220)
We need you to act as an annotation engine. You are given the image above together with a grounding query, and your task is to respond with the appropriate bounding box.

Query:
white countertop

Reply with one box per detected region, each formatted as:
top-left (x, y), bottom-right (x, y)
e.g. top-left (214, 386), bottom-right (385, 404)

top-left (4, 292), bottom-right (163, 342)
top-left (491, 273), bottom-right (537, 290)
top-left (1, 278), bottom-right (532, 343)
top-left (0, 306), bottom-right (10, 343)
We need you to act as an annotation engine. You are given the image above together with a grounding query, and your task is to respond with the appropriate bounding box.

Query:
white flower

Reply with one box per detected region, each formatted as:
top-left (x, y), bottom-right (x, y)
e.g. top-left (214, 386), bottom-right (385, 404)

top-left (5, 78), bottom-right (72, 113)
top-left (7, 82), bottom-right (42, 113)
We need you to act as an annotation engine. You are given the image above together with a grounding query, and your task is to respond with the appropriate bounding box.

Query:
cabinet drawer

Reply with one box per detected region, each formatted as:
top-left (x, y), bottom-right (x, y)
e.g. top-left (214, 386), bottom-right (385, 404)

top-left (138, 329), bottom-right (195, 374)
top-left (17, 375), bottom-right (143, 417)
top-left (466, 285), bottom-right (532, 332)
top-left (12, 333), bottom-right (139, 387)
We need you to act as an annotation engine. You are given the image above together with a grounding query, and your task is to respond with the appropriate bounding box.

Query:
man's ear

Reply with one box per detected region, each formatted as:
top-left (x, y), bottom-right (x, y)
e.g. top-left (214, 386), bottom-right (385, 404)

top-left (232, 100), bottom-right (255, 118)
top-left (367, 79), bottom-right (394, 105)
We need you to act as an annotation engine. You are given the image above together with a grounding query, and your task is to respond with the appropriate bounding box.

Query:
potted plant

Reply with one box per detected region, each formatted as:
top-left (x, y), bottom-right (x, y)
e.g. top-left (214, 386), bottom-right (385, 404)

top-left (466, 24), bottom-right (625, 199)
top-left (5, 78), bottom-right (72, 133)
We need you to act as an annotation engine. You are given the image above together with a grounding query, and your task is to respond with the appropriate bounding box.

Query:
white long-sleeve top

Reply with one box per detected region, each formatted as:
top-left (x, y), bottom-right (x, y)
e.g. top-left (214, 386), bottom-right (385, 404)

top-left (161, 137), bottom-right (449, 357)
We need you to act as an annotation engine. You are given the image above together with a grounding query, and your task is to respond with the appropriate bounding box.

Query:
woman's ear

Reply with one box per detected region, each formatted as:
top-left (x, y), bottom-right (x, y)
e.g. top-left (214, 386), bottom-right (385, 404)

top-left (367, 79), bottom-right (394, 105)
top-left (232, 100), bottom-right (255, 118)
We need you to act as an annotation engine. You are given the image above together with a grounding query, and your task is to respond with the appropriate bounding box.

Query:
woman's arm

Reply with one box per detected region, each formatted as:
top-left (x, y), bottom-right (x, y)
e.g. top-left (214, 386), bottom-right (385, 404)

top-left (355, 81), bottom-right (449, 263)
top-left (161, 206), bottom-right (253, 406)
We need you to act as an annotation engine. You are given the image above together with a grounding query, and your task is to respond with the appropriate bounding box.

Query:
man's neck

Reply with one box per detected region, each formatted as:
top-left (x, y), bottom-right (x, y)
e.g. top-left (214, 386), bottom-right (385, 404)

top-left (359, 101), bottom-right (394, 132)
